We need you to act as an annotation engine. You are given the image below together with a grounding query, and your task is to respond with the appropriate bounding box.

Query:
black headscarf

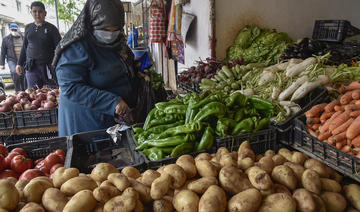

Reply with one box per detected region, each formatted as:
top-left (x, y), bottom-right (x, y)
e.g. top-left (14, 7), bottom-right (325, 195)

top-left (52, 0), bottom-right (134, 73)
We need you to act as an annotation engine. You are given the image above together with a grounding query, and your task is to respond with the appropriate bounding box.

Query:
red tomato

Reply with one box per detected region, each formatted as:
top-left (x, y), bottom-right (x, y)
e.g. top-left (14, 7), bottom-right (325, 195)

top-left (11, 148), bottom-right (27, 157)
top-left (0, 169), bottom-right (19, 179)
top-left (19, 169), bottom-right (44, 181)
top-left (54, 149), bottom-right (65, 157)
top-left (44, 153), bottom-right (61, 169)
top-left (34, 158), bottom-right (44, 166)
top-left (0, 144), bottom-right (8, 157)
top-left (11, 155), bottom-right (33, 174)
top-left (0, 155), bottom-right (5, 172)
top-left (4, 152), bottom-right (20, 168)
top-left (58, 154), bottom-right (65, 164)
top-left (50, 163), bottom-right (63, 174)
top-left (35, 160), bottom-right (49, 174)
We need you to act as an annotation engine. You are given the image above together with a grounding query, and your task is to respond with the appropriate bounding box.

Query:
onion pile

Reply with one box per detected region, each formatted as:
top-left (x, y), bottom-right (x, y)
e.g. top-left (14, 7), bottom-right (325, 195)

top-left (0, 88), bottom-right (60, 112)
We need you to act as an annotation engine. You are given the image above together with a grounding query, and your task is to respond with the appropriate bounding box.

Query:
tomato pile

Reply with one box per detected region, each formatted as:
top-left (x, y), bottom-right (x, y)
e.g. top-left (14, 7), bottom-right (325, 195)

top-left (0, 143), bottom-right (65, 181)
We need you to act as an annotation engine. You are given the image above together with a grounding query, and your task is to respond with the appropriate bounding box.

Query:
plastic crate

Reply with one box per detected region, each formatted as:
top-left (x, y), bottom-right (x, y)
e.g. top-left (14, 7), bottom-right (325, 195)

top-left (65, 129), bottom-right (146, 173)
top-left (6, 137), bottom-right (68, 160)
top-left (282, 115), bottom-right (360, 182)
top-left (0, 112), bottom-right (13, 130)
top-left (15, 109), bottom-right (58, 128)
top-left (312, 20), bottom-right (360, 42)
top-left (1, 131), bottom-right (58, 146)
top-left (215, 127), bottom-right (277, 153)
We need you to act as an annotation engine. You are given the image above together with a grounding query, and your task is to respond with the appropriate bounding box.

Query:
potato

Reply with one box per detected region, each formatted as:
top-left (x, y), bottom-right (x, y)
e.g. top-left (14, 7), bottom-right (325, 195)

top-left (173, 189), bottom-right (199, 212)
top-left (157, 166), bottom-right (165, 174)
top-left (199, 185), bottom-right (227, 212)
top-left (5, 177), bottom-right (17, 185)
top-left (216, 147), bottom-right (230, 161)
top-left (291, 152), bottom-right (307, 165)
top-left (93, 185), bottom-right (121, 203)
top-left (219, 153), bottom-right (236, 167)
top-left (91, 163), bottom-right (119, 182)
top-left (272, 154), bottom-right (286, 166)
top-left (153, 199), bottom-right (173, 212)
top-left (248, 166), bottom-right (273, 190)
top-left (230, 151), bottom-right (238, 161)
top-left (187, 176), bottom-right (218, 194)
top-left (320, 178), bottom-right (341, 192)
top-left (42, 187), bottom-right (68, 212)
top-left (237, 157), bottom-right (254, 170)
top-left (63, 190), bottom-right (97, 212)
top-left (134, 199), bottom-right (144, 212)
top-left (278, 148), bottom-right (293, 161)
top-left (264, 150), bottom-right (275, 157)
top-left (321, 191), bottom-right (347, 212)
top-left (256, 156), bottom-right (275, 174)
top-left (228, 188), bottom-right (262, 212)
top-left (19, 202), bottom-right (44, 212)
top-left (256, 154), bottom-right (264, 162)
top-left (151, 173), bottom-right (172, 200)
top-left (312, 194), bottom-right (326, 212)
top-left (304, 159), bottom-right (329, 178)
top-left (273, 183), bottom-right (291, 196)
top-left (271, 165), bottom-right (297, 190)
top-left (92, 203), bottom-right (104, 212)
top-left (128, 178), bottom-right (151, 203)
top-left (195, 153), bottom-right (212, 161)
top-left (107, 173), bottom-right (130, 191)
top-left (53, 167), bottom-right (79, 188)
top-left (0, 179), bottom-right (19, 211)
top-left (121, 166), bottom-right (141, 179)
top-left (238, 141), bottom-right (251, 152)
top-left (259, 187), bottom-right (274, 197)
top-left (23, 178), bottom-right (52, 203)
top-left (140, 170), bottom-right (161, 187)
top-left (238, 148), bottom-right (255, 161)
top-left (210, 161), bottom-right (221, 172)
top-left (332, 171), bottom-right (343, 183)
top-left (344, 184), bottom-right (360, 210)
top-left (15, 180), bottom-right (28, 202)
top-left (100, 180), bottom-right (114, 187)
top-left (301, 169), bottom-right (321, 194)
top-left (60, 176), bottom-right (97, 196)
top-left (104, 187), bottom-right (138, 212)
top-left (283, 162), bottom-right (305, 182)
top-left (176, 155), bottom-right (197, 179)
top-left (195, 159), bottom-right (218, 177)
top-left (219, 166), bottom-right (252, 195)
top-left (292, 188), bottom-right (316, 212)
top-left (258, 193), bottom-right (296, 212)
top-left (347, 208), bottom-right (360, 212)
top-left (0, 208), bottom-right (8, 212)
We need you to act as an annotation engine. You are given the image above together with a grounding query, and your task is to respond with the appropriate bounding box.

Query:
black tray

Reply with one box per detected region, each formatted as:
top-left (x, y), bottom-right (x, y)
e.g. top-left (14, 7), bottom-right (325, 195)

top-left (0, 112), bottom-right (14, 130)
top-left (65, 129), bottom-right (146, 173)
top-left (1, 131), bottom-right (58, 146)
top-left (15, 109), bottom-right (58, 128)
top-left (312, 20), bottom-right (360, 42)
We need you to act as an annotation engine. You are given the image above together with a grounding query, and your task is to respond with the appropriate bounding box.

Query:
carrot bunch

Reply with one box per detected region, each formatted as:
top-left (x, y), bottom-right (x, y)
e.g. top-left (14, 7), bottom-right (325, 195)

top-left (305, 81), bottom-right (360, 158)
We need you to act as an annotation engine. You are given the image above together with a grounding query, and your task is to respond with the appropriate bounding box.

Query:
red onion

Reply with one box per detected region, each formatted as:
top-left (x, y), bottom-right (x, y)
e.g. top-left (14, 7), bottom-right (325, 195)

top-left (0, 102), bottom-right (11, 112)
top-left (44, 100), bottom-right (56, 109)
top-left (31, 99), bottom-right (41, 108)
top-left (0, 95), bottom-right (5, 102)
top-left (25, 88), bottom-right (35, 94)
top-left (19, 98), bottom-right (29, 105)
top-left (13, 103), bottom-right (23, 111)
top-left (47, 94), bottom-right (56, 102)
top-left (36, 93), bottom-right (47, 101)
top-left (23, 103), bottom-right (33, 111)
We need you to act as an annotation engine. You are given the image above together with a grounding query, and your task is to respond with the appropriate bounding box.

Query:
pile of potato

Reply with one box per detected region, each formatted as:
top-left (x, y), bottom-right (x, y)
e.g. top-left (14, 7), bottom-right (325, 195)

top-left (0, 143), bottom-right (360, 212)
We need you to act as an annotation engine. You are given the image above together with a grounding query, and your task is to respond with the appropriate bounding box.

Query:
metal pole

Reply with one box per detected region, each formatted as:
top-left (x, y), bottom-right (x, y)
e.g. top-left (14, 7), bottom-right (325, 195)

top-left (54, 0), bottom-right (60, 29)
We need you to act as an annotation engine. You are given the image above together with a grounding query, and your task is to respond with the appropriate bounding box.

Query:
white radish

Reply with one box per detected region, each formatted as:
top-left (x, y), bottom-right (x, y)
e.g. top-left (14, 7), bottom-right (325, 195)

top-left (263, 64), bottom-right (280, 73)
top-left (283, 105), bottom-right (291, 117)
top-left (278, 75), bottom-right (308, 101)
top-left (290, 75), bottom-right (330, 101)
top-left (279, 101), bottom-right (298, 107)
top-left (258, 71), bottom-right (276, 86)
top-left (286, 57), bottom-right (317, 77)
top-left (276, 61), bottom-right (290, 70)
top-left (290, 105), bottom-right (301, 114)
top-left (286, 58), bottom-right (303, 70)
top-left (272, 87), bottom-right (281, 100)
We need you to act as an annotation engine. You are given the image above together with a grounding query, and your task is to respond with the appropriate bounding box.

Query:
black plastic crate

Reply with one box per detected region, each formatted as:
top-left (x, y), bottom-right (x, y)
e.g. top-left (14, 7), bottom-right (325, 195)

top-left (6, 136), bottom-right (68, 161)
top-left (1, 131), bottom-right (58, 146)
top-left (65, 129), bottom-right (146, 173)
top-left (0, 112), bottom-right (14, 130)
top-left (15, 109), bottom-right (58, 128)
top-left (312, 20), bottom-right (360, 42)
top-left (282, 115), bottom-right (360, 182)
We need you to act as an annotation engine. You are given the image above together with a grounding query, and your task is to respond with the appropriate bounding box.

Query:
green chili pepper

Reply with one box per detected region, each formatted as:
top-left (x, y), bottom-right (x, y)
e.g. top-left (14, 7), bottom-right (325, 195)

top-left (154, 110), bottom-right (165, 119)
top-left (136, 134), bottom-right (190, 150)
top-left (244, 107), bottom-right (259, 117)
top-left (232, 118), bottom-right (254, 135)
top-left (143, 147), bottom-right (163, 161)
top-left (185, 97), bottom-right (200, 124)
top-left (190, 93), bottom-right (224, 109)
top-left (160, 147), bottom-right (174, 155)
top-left (215, 118), bottom-right (236, 137)
top-left (133, 127), bottom-right (144, 134)
top-left (249, 96), bottom-right (274, 111)
top-left (234, 108), bottom-right (245, 122)
top-left (170, 142), bottom-right (194, 157)
top-left (254, 118), bottom-right (270, 131)
top-left (147, 114), bottom-right (179, 129)
top-left (155, 122), bottom-right (204, 139)
top-left (197, 126), bottom-right (215, 151)
top-left (193, 102), bottom-right (226, 122)
top-left (143, 108), bottom-right (157, 130)
top-left (164, 104), bottom-right (187, 115)
top-left (225, 92), bottom-right (248, 108)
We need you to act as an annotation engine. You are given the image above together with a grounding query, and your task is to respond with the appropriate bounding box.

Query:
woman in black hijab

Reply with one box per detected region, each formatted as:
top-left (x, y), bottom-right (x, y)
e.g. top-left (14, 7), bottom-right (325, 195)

top-left (54, 0), bottom-right (136, 136)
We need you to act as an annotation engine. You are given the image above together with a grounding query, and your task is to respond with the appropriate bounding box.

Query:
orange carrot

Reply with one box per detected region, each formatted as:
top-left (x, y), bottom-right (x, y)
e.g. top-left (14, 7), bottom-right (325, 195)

top-left (320, 112), bottom-right (335, 123)
top-left (350, 110), bottom-right (360, 117)
top-left (328, 111), bottom-right (351, 131)
top-left (305, 103), bottom-right (327, 118)
top-left (340, 91), bottom-right (354, 105)
top-left (330, 131), bottom-right (347, 143)
top-left (334, 105), bottom-right (345, 112)
top-left (346, 115), bottom-right (360, 139)
top-left (318, 131), bottom-right (332, 141)
top-left (339, 81), bottom-right (360, 93)
top-left (331, 118), bottom-right (354, 135)
top-left (344, 104), bottom-right (360, 111)
top-left (352, 134), bottom-right (360, 148)
top-left (336, 140), bottom-right (345, 149)
top-left (341, 145), bottom-right (351, 153)
top-left (352, 89), bottom-right (360, 100)
top-left (327, 138), bottom-right (335, 146)
top-left (312, 124), bottom-right (320, 131)
top-left (356, 100), bottom-right (360, 105)
top-left (306, 117), bottom-right (320, 125)
top-left (306, 127), bottom-right (318, 138)
top-left (324, 100), bottom-right (340, 112)
top-left (319, 111), bottom-right (342, 133)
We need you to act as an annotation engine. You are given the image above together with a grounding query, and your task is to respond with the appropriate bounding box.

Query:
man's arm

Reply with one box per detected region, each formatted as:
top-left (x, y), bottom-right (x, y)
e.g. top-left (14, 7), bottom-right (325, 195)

top-left (17, 28), bottom-right (28, 67)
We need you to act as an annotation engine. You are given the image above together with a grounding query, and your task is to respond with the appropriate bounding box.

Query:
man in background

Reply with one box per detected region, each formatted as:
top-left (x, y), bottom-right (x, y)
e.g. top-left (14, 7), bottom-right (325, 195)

top-left (127, 23), bottom-right (138, 48)
top-left (0, 23), bottom-right (25, 92)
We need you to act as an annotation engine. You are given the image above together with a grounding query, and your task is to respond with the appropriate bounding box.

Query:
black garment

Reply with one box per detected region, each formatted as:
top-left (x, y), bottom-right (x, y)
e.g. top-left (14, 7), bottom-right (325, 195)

top-left (0, 34), bottom-right (21, 66)
top-left (18, 22), bottom-right (61, 67)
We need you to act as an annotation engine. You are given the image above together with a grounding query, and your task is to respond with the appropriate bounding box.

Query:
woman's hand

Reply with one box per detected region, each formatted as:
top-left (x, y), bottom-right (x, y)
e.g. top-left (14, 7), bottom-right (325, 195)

top-left (115, 99), bottom-right (130, 115)
top-left (16, 65), bottom-right (22, 76)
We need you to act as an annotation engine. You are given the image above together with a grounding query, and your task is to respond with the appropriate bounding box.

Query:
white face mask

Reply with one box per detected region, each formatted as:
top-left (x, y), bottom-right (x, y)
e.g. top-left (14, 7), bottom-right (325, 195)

top-left (93, 29), bottom-right (121, 44)
top-left (11, 31), bottom-right (20, 37)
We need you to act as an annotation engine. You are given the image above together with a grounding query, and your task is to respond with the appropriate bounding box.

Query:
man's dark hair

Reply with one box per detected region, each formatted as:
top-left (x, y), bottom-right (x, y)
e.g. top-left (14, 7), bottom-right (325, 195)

top-left (31, 1), bottom-right (46, 10)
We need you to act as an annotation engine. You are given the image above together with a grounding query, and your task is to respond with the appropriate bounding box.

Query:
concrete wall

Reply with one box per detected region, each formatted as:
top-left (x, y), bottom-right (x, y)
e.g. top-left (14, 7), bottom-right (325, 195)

top-left (215, 0), bottom-right (360, 60)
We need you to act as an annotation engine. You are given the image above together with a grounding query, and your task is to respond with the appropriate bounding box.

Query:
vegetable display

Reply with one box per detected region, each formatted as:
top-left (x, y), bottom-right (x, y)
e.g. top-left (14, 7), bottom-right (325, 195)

top-left (133, 92), bottom-right (273, 161)
top-left (0, 144), bottom-right (358, 212)
top-left (148, 68), bottom-right (165, 90)
top-left (226, 24), bottom-right (292, 65)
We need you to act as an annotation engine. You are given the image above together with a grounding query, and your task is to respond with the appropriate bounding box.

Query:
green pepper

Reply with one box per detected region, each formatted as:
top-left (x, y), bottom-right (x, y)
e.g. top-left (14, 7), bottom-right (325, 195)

top-left (234, 108), bottom-right (245, 122)
top-left (133, 127), bottom-right (144, 134)
top-left (143, 108), bottom-right (157, 130)
top-left (193, 102), bottom-right (226, 122)
top-left (190, 93), bottom-right (224, 109)
top-left (249, 96), bottom-right (274, 117)
top-left (215, 118), bottom-right (236, 137)
top-left (154, 110), bottom-right (165, 119)
top-left (225, 92), bottom-right (248, 108)
top-left (232, 118), bottom-right (254, 135)
top-left (136, 121), bottom-right (184, 143)
top-left (164, 104), bottom-right (187, 115)
top-left (244, 107), bottom-right (259, 117)
top-left (170, 142), bottom-right (194, 157)
top-left (254, 118), bottom-right (270, 131)
top-left (147, 114), bottom-right (180, 129)
top-left (136, 134), bottom-right (191, 150)
top-left (197, 126), bottom-right (215, 151)
top-left (143, 147), bottom-right (163, 161)
top-left (185, 97), bottom-right (200, 124)
top-left (155, 122), bottom-right (204, 139)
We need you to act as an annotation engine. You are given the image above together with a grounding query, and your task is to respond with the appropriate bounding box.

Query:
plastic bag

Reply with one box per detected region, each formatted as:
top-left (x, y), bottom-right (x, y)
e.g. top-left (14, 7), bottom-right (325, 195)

top-left (132, 80), bottom-right (156, 123)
